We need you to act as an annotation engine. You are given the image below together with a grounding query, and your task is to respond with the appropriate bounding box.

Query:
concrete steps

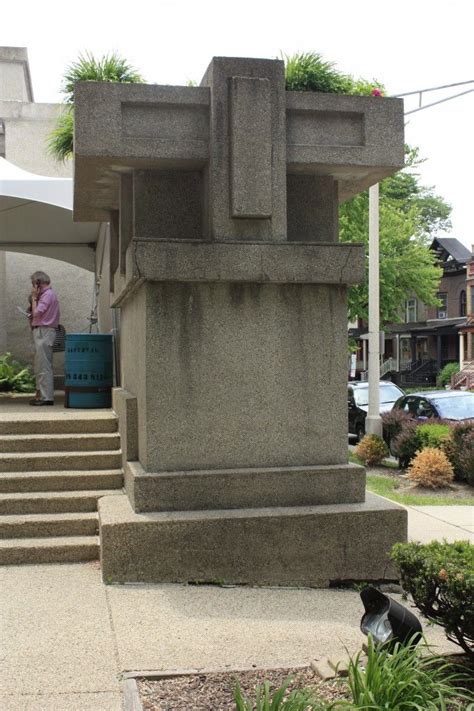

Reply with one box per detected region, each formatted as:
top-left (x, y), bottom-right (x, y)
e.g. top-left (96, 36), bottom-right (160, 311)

top-left (0, 511), bottom-right (98, 538)
top-left (0, 490), bottom-right (123, 515)
top-left (0, 432), bottom-right (121, 453)
top-left (0, 469), bottom-right (123, 493)
top-left (0, 450), bottom-right (122, 472)
top-left (0, 410), bottom-right (123, 564)
top-left (0, 413), bottom-right (118, 435)
top-left (0, 536), bottom-right (99, 565)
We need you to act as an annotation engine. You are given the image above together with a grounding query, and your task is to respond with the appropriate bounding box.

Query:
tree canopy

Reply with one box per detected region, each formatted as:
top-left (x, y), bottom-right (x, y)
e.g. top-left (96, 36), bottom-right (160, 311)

top-left (340, 148), bottom-right (450, 324)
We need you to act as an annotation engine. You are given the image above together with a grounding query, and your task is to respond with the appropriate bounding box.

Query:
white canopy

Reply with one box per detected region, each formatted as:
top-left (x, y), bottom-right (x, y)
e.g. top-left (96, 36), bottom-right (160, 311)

top-left (0, 158), bottom-right (99, 271)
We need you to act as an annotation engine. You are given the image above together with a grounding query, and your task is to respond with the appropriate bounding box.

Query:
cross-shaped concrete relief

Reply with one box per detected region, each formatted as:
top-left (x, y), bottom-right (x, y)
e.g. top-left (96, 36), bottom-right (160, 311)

top-left (73, 56), bottom-right (403, 298)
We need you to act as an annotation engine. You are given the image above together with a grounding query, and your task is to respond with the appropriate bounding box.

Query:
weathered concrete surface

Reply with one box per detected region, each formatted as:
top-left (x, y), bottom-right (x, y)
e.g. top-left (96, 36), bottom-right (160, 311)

top-left (73, 55), bottom-right (406, 587)
top-left (99, 492), bottom-right (406, 585)
top-left (73, 68), bottom-right (404, 223)
top-left (112, 387), bottom-right (138, 462)
top-left (124, 281), bottom-right (349, 473)
top-left (124, 460), bottom-right (365, 512)
top-left (112, 241), bottom-right (364, 305)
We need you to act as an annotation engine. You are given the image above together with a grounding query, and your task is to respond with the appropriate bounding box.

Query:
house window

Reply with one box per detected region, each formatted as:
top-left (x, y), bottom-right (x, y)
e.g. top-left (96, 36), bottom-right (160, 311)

top-left (437, 293), bottom-right (448, 319)
top-left (460, 290), bottom-right (466, 317)
top-left (405, 298), bottom-right (417, 322)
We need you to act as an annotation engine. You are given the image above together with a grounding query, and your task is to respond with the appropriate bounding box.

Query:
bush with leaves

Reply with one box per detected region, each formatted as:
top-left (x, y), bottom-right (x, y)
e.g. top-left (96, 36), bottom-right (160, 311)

top-left (355, 434), bottom-right (389, 466)
top-left (442, 420), bottom-right (474, 484)
top-left (392, 540), bottom-right (474, 657)
top-left (416, 422), bottom-right (452, 450)
top-left (391, 419), bottom-right (419, 468)
top-left (0, 353), bottom-right (36, 393)
top-left (436, 361), bottom-right (459, 387)
top-left (382, 408), bottom-right (412, 450)
top-left (407, 447), bottom-right (454, 488)
top-left (283, 52), bottom-right (384, 96)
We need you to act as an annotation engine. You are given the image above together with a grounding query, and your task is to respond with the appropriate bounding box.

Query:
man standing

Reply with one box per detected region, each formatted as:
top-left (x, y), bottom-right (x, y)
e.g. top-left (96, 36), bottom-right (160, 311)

top-left (30, 271), bottom-right (60, 406)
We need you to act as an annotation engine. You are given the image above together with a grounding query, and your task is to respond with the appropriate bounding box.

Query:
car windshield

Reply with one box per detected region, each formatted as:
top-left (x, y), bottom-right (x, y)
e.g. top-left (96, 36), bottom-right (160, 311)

top-left (430, 394), bottom-right (474, 420)
top-left (354, 384), bottom-right (402, 407)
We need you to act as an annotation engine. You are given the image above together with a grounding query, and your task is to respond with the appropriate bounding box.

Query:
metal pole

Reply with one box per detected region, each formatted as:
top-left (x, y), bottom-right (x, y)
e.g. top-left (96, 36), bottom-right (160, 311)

top-left (366, 183), bottom-right (382, 436)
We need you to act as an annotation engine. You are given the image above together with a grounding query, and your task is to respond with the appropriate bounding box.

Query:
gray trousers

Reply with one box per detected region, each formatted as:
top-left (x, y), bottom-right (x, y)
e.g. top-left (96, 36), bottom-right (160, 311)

top-left (33, 327), bottom-right (56, 401)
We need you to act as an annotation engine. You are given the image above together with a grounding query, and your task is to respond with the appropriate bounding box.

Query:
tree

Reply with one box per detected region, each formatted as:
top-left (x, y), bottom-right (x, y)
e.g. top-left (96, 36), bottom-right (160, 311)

top-left (340, 149), bottom-right (450, 324)
top-left (47, 52), bottom-right (144, 161)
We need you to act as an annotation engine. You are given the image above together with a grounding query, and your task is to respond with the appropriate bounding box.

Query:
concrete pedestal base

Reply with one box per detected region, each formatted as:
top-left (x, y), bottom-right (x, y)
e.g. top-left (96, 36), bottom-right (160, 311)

top-left (99, 493), bottom-right (407, 586)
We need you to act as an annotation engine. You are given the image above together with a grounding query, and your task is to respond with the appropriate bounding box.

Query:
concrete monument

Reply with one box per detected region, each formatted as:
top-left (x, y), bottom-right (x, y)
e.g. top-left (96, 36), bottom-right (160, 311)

top-left (74, 57), bottom-right (407, 585)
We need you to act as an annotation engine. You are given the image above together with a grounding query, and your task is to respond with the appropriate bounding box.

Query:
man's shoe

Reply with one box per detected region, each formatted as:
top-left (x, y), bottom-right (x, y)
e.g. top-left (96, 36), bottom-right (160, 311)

top-left (29, 399), bottom-right (54, 406)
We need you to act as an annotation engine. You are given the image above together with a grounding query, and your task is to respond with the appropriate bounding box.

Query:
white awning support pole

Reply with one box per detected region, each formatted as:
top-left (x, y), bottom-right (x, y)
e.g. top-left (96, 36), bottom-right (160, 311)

top-left (366, 183), bottom-right (383, 436)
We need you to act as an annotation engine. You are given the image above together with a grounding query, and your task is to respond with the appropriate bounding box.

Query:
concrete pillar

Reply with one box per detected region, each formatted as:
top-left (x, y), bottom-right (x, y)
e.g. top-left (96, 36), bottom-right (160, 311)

top-left (459, 332), bottom-right (465, 369)
top-left (73, 55), bottom-right (407, 586)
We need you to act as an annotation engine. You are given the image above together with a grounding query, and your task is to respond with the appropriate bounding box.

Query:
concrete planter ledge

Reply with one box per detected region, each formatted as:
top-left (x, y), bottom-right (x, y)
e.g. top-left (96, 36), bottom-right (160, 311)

top-left (112, 240), bottom-right (364, 305)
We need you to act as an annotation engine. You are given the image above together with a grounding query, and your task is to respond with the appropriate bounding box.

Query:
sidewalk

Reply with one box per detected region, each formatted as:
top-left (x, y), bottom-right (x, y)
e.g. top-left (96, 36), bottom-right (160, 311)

top-left (2, 497), bottom-right (471, 711)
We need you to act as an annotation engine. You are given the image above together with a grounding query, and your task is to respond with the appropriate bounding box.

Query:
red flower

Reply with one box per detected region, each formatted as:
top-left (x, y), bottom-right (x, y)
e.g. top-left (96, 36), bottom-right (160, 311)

top-left (371, 88), bottom-right (383, 97)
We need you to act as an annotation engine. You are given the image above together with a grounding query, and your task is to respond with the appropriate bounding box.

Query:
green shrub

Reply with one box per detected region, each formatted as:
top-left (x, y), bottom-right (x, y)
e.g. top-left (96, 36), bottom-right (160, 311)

top-left (339, 635), bottom-right (472, 710)
top-left (0, 353), bottom-right (36, 393)
top-left (233, 677), bottom-right (326, 710)
top-left (392, 540), bottom-right (474, 657)
top-left (436, 362), bottom-right (459, 387)
top-left (283, 52), bottom-right (385, 96)
top-left (355, 434), bottom-right (389, 466)
top-left (416, 422), bottom-right (451, 449)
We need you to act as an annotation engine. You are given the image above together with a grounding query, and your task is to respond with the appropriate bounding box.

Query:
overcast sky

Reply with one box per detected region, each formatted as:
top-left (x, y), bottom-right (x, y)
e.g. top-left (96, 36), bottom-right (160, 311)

top-left (3, 0), bottom-right (473, 248)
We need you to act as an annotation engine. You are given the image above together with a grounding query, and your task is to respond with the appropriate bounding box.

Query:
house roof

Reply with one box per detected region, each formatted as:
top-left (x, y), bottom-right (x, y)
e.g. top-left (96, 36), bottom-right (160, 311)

top-left (431, 237), bottom-right (472, 265)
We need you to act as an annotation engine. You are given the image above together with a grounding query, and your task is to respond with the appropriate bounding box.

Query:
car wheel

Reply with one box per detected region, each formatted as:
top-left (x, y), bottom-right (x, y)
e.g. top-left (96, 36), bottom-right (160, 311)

top-left (355, 423), bottom-right (365, 442)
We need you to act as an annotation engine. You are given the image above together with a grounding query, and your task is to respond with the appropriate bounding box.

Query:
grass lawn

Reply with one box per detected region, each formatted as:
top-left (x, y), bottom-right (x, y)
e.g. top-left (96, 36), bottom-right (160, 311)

top-left (366, 474), bottom-right (474, 506)
top-left (349, 450), bottom-right (474, 506)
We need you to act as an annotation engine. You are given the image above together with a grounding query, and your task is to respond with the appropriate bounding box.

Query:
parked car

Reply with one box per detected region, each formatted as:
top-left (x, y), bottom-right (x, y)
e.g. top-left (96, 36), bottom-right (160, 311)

top-left (348, 381), bottom-right (405, 441)
top-left (393, 390), bottom-right (474, 422)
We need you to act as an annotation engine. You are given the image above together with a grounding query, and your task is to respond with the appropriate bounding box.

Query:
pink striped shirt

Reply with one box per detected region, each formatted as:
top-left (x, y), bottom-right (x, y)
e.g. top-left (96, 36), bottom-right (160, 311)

top-left (32, 286), bottom-right (60, 328)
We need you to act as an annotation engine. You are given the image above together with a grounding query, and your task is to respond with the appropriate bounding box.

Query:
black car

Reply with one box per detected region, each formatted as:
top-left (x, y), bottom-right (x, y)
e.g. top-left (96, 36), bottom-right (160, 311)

top-left (348, 381), bottom-right (405, 441)
top-left (393, 390), bottom-right (474, 422)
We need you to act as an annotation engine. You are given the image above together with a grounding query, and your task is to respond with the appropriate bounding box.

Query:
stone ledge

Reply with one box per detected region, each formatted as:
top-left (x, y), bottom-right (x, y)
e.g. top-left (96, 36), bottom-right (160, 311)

top-left (99, 492), bottom-right (407, 585)
top-left (112, 240), bottom-right (364, 304)
top-left (124, 460), bottom-right (366, 512)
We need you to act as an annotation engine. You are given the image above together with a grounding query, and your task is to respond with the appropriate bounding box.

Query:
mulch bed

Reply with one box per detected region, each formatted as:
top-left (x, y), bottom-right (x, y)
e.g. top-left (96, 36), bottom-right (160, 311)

top-left (138, 666), bottom-right (349, 710)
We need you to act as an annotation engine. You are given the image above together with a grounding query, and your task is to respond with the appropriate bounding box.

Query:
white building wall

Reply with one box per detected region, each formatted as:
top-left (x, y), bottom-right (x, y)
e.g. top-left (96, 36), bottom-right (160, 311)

top-left (0, 47), bottom-right (97, 372)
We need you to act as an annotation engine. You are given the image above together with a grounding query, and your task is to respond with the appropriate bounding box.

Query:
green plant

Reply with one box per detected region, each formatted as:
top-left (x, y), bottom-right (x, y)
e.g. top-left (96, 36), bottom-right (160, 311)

top-left (392, 540), bottom-right (474, 657)
top-left (442, 421), bottom-right (474, 484)
top-left (233, 677), bottom-right (327, 710)
top-left (407, 447), bottom-right (454, 488)
top-left (436, 362), bottom-right (459, 387)
top-left (392, 421), bottom-right (454, 469)
top-left (381, 408), bottom-right (412, 448)
top-left (355, 434), bottom-right (389, 466)
top-left (366, 474), bottom-right (474, 506)
top-left (390, 419), bottom-right (419, 467)
top-left (283, 51), bottom-right (384, 96)
top-left (0, 352), bottom-right (36, 393)
top-left (416, 422), bottom-right (451, 449)
top-left (47, 51), bottom-right (144, 161)
top-left (335, 635), bottom-right (472, 709)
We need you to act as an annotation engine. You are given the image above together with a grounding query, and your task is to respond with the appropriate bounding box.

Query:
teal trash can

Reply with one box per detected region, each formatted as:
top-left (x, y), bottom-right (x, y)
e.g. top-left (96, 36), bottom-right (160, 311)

top-left (64, 334), bottom-right (113, 408)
